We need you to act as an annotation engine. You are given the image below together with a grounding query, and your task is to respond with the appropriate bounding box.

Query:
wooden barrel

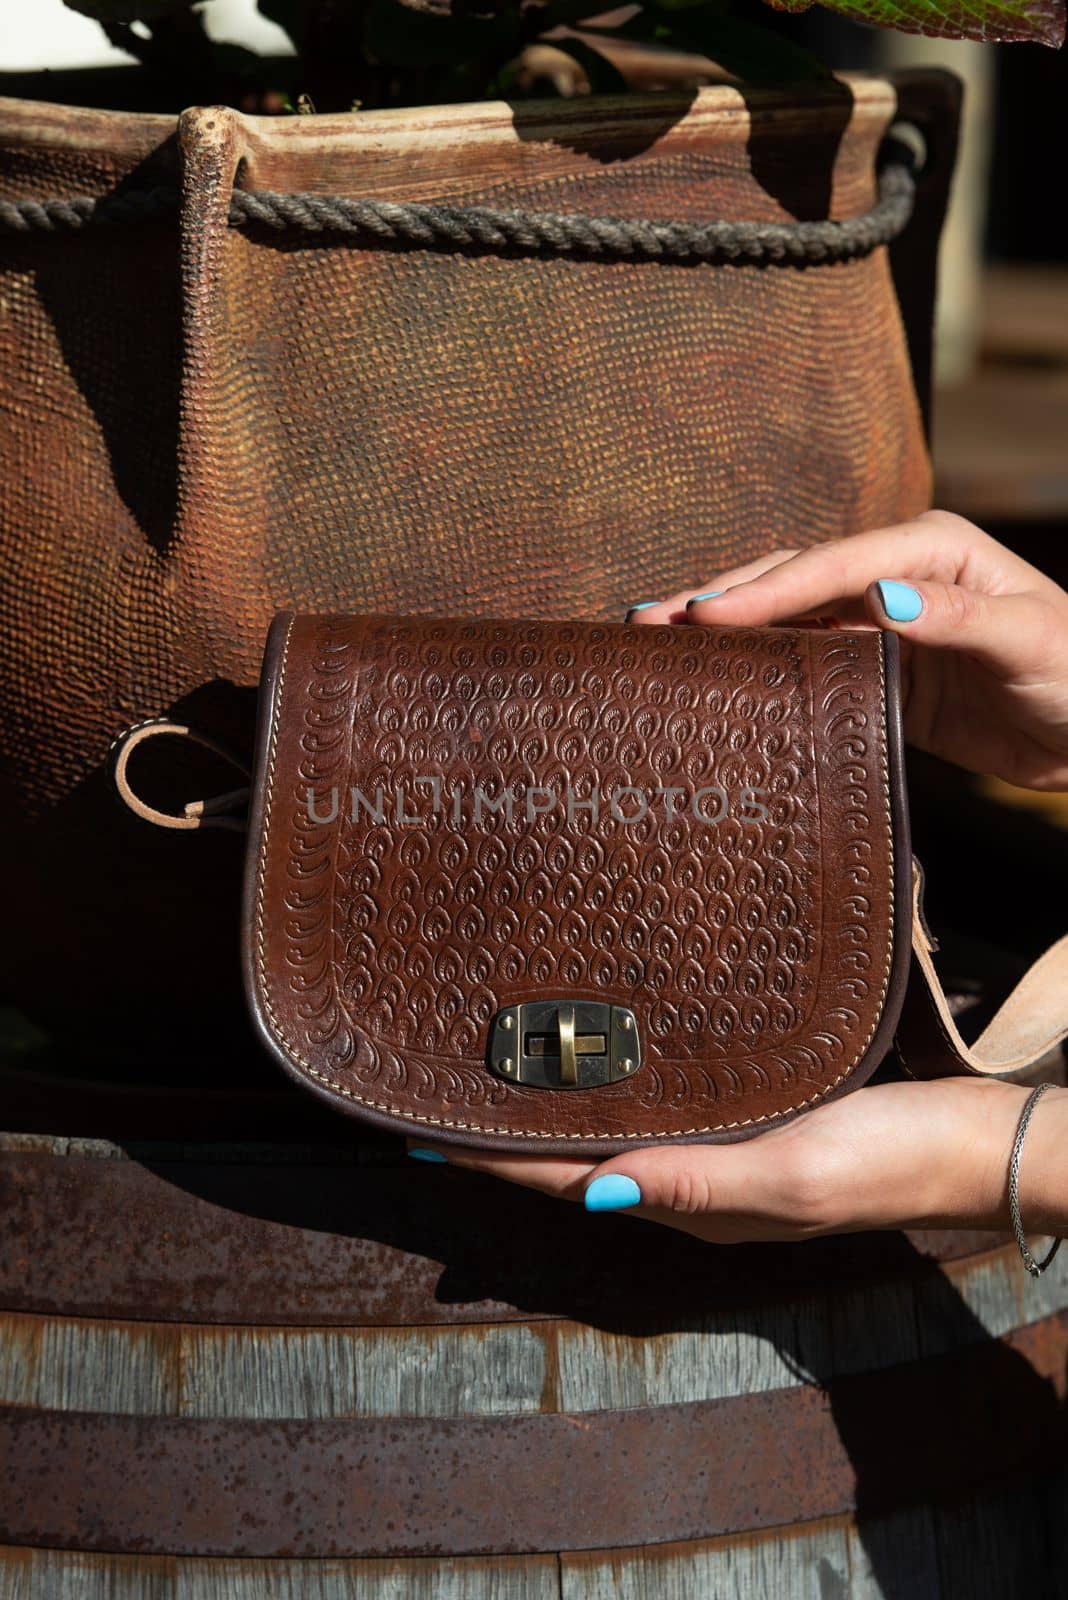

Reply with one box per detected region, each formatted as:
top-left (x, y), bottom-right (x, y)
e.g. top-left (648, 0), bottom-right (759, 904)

top-left (2, 1120), bottom-right (1067, 1597)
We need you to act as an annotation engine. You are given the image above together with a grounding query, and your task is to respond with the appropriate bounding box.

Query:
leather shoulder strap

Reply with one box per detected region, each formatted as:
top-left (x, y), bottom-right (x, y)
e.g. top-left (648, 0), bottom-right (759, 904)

top-left (896, 859), bottom-right (1068, 1083)
top-left (112, 719), bottom-right (250, 832)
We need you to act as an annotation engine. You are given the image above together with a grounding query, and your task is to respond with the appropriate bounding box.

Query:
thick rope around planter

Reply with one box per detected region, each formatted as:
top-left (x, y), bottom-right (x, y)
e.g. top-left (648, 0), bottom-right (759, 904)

top-left (0, 144), bottom-right (915, 266)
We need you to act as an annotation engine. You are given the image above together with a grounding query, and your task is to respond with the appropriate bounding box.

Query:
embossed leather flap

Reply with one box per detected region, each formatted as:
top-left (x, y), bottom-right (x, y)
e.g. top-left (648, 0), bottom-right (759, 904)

top-left (244, 614), bottom-right (911, 1151)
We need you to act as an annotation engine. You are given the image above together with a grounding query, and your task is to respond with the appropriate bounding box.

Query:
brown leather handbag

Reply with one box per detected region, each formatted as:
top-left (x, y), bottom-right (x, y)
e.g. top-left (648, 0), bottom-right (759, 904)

top-left (226, 612), bottom-right (1068, 1154)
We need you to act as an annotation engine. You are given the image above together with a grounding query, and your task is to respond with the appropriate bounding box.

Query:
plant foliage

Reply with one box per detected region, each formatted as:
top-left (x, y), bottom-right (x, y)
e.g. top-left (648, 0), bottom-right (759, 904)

top-left (62, 0), bottom-right (1065, 114)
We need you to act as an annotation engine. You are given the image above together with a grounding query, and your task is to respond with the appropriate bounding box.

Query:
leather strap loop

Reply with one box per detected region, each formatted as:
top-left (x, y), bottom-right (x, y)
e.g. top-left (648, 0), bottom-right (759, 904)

top-left (897, 859), bottom-right (1068, 1083)
top-left (111, 719), bottom-right (250, 834)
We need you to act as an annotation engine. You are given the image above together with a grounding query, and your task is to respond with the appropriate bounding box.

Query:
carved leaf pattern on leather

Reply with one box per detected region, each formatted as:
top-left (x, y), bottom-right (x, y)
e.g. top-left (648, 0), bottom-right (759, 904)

top-left (269, 616), bottom-right (892, 1129)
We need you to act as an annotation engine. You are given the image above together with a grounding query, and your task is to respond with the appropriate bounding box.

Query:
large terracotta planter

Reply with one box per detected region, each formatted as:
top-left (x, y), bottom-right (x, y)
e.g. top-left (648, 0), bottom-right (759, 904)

top-left (0, 74), bottom-right (956, 1069)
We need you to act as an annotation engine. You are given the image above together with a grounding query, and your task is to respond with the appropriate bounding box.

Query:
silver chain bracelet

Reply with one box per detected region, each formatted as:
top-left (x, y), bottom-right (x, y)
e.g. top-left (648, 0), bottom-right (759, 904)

top-left (1008, 1082), bottom-right (1063, 1277)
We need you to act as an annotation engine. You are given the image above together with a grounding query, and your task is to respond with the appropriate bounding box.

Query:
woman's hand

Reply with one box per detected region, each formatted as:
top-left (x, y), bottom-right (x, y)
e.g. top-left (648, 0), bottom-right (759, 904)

top-left (408, 514), bottom-right (1068, 1242)
top-left (626, 510), bottom-right (1068, 790)
top-left (409, 1079), bottom-right (1068, 1244)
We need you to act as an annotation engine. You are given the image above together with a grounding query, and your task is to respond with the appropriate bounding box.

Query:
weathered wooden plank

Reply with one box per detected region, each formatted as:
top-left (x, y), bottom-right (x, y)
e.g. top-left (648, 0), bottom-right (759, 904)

top-left (1, 1546), bottom-right (175, 1599)
top-left (0, 1546), bottom-right (32, 1600)
top-left (0, 1315), bottom-right (548, 1420)
top-left (0, 1133), bottom-right (73, 1156)
top-left (6, 1245), bottom-right (1068, 1424)
top-left (0, 1317), bottom-right (37, 1420)
top-left (180, 1324), bottom-right (547, 1419)
top-left (173, 1557), bottom-right (559, 1599)
top-left (1037, 1457), bottom-right (1068, 1577)
top-left (0, 1549), bottom-right (559, 1600)
top-left (554, 1254), bottom-right (1066, 1410)
top-left (823, 1247), bottom-right (1068, 1380)
top-left (955, 1248), bottom-right (1068, 1340)
top-left (553, 1297), bottom-right (833, 1410)
top-left (845, 1506), bottom-right (941, 1600)
top-left (827, 1278), bottom-right (921, 1379)
top-left (0, 1314), bottom-right (178, 1416)
top-left (930, 1470), bottom-right (1057, 1598)
top-left (560, 1507), bottom-right (945, 1600)
top-left (0, 1134), bottom-right (128, 1162)
top-left (179, 1327), bottom-right (359, 1421)
top-left (560, 1518), bottom-right (856, 1599)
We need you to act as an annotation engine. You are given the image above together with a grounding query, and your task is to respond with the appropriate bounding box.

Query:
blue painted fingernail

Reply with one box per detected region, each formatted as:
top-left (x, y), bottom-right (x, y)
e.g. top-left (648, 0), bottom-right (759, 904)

top-left (685, 591), bottom-right (723, 608)
top-left (584, 1174), bottom-right (642, 1212)
top-left (625, 602), bottom-right (659, 619)
top-left (875, 580), bottom-right (923, 623)
top-left (409, 1147), bottom-right (447, 1163)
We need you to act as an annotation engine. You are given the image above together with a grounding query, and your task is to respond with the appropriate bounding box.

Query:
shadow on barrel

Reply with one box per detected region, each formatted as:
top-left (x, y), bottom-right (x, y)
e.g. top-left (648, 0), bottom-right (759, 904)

top-left (110, 1141), bottom-right (1068, 1594)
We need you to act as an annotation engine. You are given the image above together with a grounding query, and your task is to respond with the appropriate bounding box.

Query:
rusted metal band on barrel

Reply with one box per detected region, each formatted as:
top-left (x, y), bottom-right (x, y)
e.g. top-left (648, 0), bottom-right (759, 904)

top-left (0, 1148), bottom-right (1021, 1329)
top-left (1, 1317), bottom-right (1065, 1557)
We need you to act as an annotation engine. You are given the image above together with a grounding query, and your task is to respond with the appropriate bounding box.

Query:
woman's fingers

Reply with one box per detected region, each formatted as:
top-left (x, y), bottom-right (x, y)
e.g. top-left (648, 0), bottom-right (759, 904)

top-left (408, 1082), bottom-right (1046, 1244)
top-left (571, 1080), bottom-right (1029, 1241)
top-left (865, 577), bottom-right (1068, 683)
top-left (671, 514), bottom-right (1043, 629)
top-left (628, 514), bottom-right (1048, 632)
top-left (680, 527), bottom-right (959, 628)
top-left (627, 515), bottom-right (969, 627)
top-left (406, 1133), bottom-right (841, 1243)
top-left (406, 1135), bottom-right (815, 1242)
top-left (626, 549), bottom-right (797, 623)
top-left (622, 512), bottom-right (1068, 788)
top-left (405, 1138), bottom-right (773, 1229)
top-left (407, 1141), bottom-right (595, 1200)
top-left (578, 1140), bottom-right (825, 1242)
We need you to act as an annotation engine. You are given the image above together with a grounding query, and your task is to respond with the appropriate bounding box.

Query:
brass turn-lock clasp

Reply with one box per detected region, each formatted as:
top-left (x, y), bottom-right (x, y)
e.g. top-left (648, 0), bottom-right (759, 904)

top-left (487, 1000), bottom-right (640, 1089)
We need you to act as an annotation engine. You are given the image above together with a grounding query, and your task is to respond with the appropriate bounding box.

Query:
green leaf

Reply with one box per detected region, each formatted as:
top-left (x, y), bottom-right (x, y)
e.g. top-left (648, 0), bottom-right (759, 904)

top-left (766, 0), bottom-right (1064, 45)
top-left (549, 35), bottom-right (630, 93)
